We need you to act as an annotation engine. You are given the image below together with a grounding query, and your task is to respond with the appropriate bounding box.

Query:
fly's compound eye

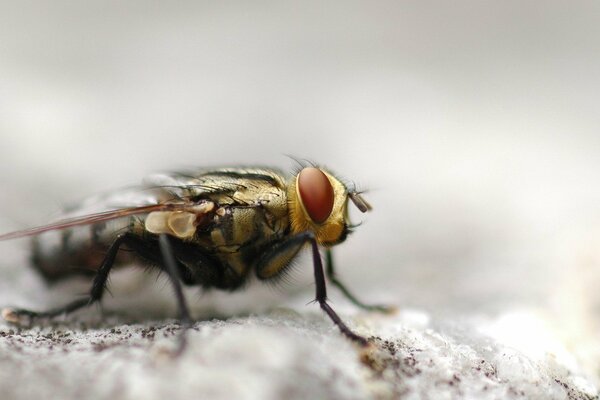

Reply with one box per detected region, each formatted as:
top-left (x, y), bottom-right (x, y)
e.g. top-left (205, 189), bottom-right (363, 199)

top-left (297, 167), bottom-right (335, 223)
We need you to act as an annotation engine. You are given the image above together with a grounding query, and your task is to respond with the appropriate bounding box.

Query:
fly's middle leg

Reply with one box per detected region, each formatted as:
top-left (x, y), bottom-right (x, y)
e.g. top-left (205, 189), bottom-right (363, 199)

top-left (158, 234), bottom-right (192, 355)
top-left (2, 232), bottom-right (134, 323)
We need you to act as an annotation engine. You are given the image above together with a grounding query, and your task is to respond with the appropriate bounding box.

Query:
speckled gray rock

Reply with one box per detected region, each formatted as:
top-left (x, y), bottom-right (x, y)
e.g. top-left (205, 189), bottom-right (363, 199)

top-left (0, 270), bottom-right (597, 400)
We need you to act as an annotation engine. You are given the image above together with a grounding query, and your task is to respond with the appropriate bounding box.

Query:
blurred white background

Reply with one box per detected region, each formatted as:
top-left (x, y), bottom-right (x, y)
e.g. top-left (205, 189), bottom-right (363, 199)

top-left (1, 0), bottom-right (600, 356)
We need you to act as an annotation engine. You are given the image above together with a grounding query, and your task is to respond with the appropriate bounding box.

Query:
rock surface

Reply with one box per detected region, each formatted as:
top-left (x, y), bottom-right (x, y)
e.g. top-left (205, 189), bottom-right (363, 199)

top-left (0, 263), bottom-right (597, 400)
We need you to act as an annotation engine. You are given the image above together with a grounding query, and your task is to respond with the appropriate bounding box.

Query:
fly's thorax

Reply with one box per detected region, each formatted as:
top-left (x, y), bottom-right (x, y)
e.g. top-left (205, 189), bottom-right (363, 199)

top-left (144, 168), bottom-right (290, 247)
top-left (287, 168), bottom-right (348, 245)
top-left (207, 203), bottom-right (289, 277)
top-left (210, 205), bottom-right (288, 249)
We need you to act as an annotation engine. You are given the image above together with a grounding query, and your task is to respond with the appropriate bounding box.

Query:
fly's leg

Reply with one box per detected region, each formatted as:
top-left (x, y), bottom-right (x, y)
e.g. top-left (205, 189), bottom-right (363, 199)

top-left (2, 232), bottom-right (133, 323)
top-left (310, 238), bottom-right (368, 346)
top-left (325, 248), bottom-right (395, 314)
top-left (256, 232), bottom-right (368, 346)
top-left (157, 234), bottom-right (192, 355)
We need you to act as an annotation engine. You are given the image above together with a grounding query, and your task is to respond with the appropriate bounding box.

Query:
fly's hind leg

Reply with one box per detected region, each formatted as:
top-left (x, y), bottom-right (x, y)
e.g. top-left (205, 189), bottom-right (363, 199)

top-left (325, 248), bottom-right (395, 314)
top-left (2, 233), bottom-right (134, 324)
top-left (256, 232), bottom-right (368, 346)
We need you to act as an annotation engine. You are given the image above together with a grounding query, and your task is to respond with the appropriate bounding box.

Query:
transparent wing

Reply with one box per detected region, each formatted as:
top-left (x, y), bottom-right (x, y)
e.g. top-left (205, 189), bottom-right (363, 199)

top-left (0, 202), bottom-right (194, 241)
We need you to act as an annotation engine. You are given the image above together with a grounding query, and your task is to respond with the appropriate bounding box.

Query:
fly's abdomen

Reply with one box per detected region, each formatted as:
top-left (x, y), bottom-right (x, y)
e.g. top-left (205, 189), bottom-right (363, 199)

top-left (31, 217), bottom-right (137, 281)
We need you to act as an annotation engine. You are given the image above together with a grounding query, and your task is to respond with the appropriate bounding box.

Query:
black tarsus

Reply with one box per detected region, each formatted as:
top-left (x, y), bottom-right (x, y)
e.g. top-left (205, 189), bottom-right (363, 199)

top-left (325, 248), bottom-right (392, 313)
top-left (5, 298), bottom-right (91, 320)
top-left (158, 234), bottom-right (192, 355)
top-left (306, 234), bottom-right (368, 346)
top-left (158, 235), bottom-right (192, 324)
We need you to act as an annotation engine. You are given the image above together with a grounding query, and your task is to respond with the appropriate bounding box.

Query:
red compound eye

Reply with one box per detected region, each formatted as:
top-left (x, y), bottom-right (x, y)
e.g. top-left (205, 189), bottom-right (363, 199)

top-left (297, 167), bottom-right (334, 223)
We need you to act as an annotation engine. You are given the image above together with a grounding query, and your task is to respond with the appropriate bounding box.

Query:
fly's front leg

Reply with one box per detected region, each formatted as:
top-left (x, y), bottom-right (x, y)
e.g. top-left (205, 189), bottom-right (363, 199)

top-left (310, 239), bottom-right (368, 346)
top-left (256, 232), bottom-right (368, 346)
top-left (325, 248), bottom-right (395, 313)
top-left (2, 232), bottom-right (134, 324)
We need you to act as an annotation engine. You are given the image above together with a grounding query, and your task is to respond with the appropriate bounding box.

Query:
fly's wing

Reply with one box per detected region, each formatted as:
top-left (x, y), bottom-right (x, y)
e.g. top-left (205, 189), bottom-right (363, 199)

top-left (0, 203), bottom-right (195, 241)
top-left (58, 185), bottom-right (181, 220)
top-left (0, 185), bottom-right (193, 242)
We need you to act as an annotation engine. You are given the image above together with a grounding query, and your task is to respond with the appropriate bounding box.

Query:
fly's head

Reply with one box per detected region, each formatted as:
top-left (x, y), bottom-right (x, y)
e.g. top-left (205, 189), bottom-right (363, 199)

top-left (287, 167), bottom-right (371, 246)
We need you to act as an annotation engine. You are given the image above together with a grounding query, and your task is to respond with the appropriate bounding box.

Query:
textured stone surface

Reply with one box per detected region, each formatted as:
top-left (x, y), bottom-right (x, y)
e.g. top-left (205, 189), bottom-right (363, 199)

top-left (0, 262), bottom-right (597, 400)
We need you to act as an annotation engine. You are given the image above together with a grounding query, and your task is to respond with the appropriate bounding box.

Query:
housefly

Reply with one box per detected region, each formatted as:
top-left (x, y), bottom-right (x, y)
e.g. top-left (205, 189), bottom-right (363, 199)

top-left (0, 163), bottom-right (387, 347)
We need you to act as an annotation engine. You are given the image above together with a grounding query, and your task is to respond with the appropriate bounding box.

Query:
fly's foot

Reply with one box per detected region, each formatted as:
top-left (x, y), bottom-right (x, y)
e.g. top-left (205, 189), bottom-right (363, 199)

top-left (2, 308), bottom-right (21, 324)
top-left (2, 298), bottom-right (91, 325)
top-left (152, 321), bottom-right (192, 359)
top-left (319, 301), bottom-right (370, 347)
top-left (346, 330), bottom-right (370, 348)
top-left (172, 321), bottom-right (191, 357)
top-left (363, 304), bottom-right (398, 314)
top-left (2, 307), bottom-right (37, 325)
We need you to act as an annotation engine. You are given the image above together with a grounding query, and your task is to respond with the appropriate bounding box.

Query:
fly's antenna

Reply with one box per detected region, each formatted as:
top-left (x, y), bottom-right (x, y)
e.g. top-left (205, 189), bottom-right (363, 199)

top-left (348, 192), bottom-right (372, 213)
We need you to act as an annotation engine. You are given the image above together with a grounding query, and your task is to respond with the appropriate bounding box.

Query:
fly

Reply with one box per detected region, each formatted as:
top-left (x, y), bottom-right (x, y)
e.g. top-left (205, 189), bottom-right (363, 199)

top-left (0, 163), bottom-right (388, 349)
